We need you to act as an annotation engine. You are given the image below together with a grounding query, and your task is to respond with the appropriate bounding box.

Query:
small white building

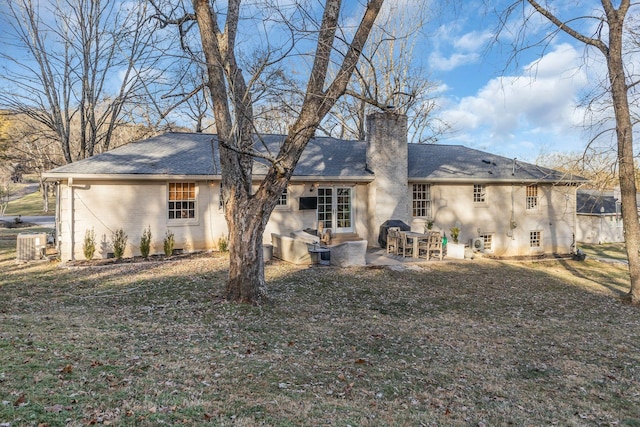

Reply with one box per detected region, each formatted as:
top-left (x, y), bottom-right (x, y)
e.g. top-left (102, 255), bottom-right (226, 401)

top-left (44, 112), bottom-right (586, 261)
top-left (575, 190), bottom-right (624, 244)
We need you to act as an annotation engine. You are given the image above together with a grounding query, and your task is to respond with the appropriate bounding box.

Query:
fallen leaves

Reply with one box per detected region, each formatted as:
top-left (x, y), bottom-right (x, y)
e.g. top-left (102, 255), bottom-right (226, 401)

top-left (59, 364), bottom-right (73, 374)
top-left (44, 403), bottom-right (72, 413)
top-left (1, 255), bottom-right (639, 426)
top-left (13, 393), bottom-right (26, 407)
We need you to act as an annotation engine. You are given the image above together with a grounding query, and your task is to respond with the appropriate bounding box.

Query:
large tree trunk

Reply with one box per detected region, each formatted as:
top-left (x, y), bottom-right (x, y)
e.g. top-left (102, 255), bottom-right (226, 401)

top-left (223, 127), bottom-right (315, 304)
top-left (225, 202), bottom-right (267, 303)
top-left (190, 0), bottom-right (383, 304)
top-left (605, 5), bottom-right (640, 303)
top-left (524, 0), bottom-right (640, 303)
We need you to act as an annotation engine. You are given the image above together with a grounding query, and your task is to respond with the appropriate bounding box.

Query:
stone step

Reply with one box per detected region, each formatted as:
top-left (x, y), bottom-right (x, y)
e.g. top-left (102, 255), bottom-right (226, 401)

top-left (329, 233), bottom-right (364, 244)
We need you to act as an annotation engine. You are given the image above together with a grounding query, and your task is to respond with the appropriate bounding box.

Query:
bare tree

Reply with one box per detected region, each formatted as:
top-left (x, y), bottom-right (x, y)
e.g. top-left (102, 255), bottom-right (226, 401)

top-left (498, 0), bottom-right (640, 303)
top-left (152, 0), bottom-right (384, 303)
top-left (0, 111), bottom-right (67, 212)
top-left (0, 0), bottom-right (167, 163)
top-left (0, 173), bottom-right (13, 216)
top-left (327, 1), bottom-right (446, 143)
top-left (537, 150), bottom-right (621, 192)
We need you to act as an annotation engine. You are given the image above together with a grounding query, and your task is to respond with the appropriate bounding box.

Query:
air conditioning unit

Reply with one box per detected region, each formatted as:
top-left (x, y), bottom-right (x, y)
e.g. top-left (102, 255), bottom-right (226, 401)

top-left (471, 237), bottom-right (484, 251)
top-left (16, 233), bottom-right (47, 262)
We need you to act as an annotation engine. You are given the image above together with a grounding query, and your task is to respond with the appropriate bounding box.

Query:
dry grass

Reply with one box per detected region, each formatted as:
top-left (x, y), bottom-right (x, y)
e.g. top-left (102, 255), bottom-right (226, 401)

top-left (1, 234), bottom-right (640, 426)
top-left (580, 243), bottom-right (628, 262)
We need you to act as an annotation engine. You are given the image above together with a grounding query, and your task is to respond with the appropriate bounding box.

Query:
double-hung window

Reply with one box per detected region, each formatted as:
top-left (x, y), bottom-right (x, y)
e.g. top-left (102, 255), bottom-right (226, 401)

top-left (412, 184), bottom-right (432, 218)
top-left (276, 188), bottom-right (288, 207)
top-left (168, 182), bottom-right (196, 220)
top-left (479, 233), bottom-right (493, 251)
top-left (530, 231), bottom-right (541, 248)
top-left (473, 184), bottom-right (486, 204)
top-left (526, 185), bottom-right (538, 210)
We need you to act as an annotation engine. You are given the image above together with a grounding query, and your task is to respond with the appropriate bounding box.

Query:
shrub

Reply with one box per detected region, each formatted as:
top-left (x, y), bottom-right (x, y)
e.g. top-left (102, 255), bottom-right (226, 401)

top-left (163, 230), bottom-right (175, 256)
top-left (218, 234), bottom-right (229, 252)
top-left (111, 228), bottom-right (128, 260)
top-left (83, 228), bottom-right (96, 260)
top-left (449, 226), bottom-right (460, 244)
top-left (140, 225), bottom-right (152, 258)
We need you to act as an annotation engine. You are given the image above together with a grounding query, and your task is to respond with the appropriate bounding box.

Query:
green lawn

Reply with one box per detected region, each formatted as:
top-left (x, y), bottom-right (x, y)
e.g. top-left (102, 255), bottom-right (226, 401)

top-left (4, 191), bottom-right (56, 219)
top-left (4, 190), bottom-right (55, 217)
top-left (1, 234), bottom-right (639, 426)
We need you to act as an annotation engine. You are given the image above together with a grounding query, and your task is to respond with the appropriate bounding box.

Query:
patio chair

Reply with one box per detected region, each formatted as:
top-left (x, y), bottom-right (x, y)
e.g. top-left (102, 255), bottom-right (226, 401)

top-left (419, 231), bottom-right (443, 260)
top-left (317, 221), bottom-right (332, 246)
top-left (386, 227), bottom-right (400, 255)
top-left (397, 231), bottom-right (414, 258)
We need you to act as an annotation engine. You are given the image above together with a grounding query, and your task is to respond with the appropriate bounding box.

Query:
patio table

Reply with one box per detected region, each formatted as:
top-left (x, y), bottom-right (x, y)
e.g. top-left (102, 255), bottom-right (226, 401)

top-left (402, 231), bottom-right (429, 258)
top-left (308, 245), bottom-right (331, 266)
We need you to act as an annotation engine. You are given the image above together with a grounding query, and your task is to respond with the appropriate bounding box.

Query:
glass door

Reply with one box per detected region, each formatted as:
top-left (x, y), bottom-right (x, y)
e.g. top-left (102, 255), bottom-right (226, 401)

top-left (317, 187), bottom-right (333, 231)
top-left (318, 187), bottom-right (353, 234)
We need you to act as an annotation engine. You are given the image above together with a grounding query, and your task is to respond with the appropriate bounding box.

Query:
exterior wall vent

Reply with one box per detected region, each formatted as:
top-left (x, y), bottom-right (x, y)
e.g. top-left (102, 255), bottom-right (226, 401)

top-left (16, 233), bottom-right (47, 262)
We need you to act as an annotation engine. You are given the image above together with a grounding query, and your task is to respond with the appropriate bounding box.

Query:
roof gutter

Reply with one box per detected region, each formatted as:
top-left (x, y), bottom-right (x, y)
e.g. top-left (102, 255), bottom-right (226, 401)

top-left (43, 173), bottom-right (376, 183)
top-left (409, 178), bottom-right (588, 184)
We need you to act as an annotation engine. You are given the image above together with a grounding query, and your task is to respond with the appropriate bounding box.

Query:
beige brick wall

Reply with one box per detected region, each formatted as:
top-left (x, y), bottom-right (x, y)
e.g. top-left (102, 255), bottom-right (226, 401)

top-left (57, 180), bottom-right (373, 261)
top-left (409, 182), bottom-right (578, 257)
top-left (54, 177), bottom-right (578, 260)
top-left (365, 112), bottom-right (410, 245)
top-left (57, 179), bottom-right (225, 261)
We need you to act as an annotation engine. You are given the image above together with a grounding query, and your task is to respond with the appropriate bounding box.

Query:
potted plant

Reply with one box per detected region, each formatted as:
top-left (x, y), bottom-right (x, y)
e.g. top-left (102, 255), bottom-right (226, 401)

top-left (449, 226), bottom-right (460, 243)
top-left (447, 226), bottom-right (465, 259)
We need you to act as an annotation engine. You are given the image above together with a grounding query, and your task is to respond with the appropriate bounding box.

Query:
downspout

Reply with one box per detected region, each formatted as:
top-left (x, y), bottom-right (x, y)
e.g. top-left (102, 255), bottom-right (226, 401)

top-left (68, 177), bottom-right (74, 261)
top-left (509, 158), bottom-right (517, 241)
top-left (55, 181), bottom-right (61, 257)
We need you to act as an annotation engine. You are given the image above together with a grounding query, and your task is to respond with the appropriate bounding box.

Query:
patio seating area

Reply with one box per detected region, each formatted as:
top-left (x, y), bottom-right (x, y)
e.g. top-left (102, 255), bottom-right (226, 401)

top-left (272, 228), bottom-right (452, 267)
top-left (385, 227), bottom-right (445, 260)
top-left (271, 230), bottom-right (368, 267)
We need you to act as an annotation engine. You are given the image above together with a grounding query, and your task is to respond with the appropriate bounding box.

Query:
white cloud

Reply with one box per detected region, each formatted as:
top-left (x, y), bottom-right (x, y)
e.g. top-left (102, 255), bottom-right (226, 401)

top-left (438, 43), bottom-right (596, 160)
top-left (429, 51), bottom-right (480, 72)
top-left (428, 27), bottom-right (493, 72)
top-left (454, 30), bottom-right (493, 52)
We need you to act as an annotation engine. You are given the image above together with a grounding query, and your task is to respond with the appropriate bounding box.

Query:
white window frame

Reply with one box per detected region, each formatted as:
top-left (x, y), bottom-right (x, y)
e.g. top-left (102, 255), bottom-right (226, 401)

top-left (412, 183), bottom-right (432, 218)
top-left (168, 182), bottom-right (198, 224)
top-left (479, 233), bottom-right (493, 251)
top-left (275, 187), bottom-right (289, 209)
top-left (530, 230), bottom-right (541, 248)
top-left (526, 185), bottom-right (538, 211)
top-left (473, 184), bottom-right (487, 204)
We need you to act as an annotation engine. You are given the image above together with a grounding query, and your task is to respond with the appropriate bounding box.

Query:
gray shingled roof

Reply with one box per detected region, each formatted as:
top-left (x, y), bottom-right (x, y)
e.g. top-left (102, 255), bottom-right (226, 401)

top-left (46, 133), bottom-right (219, 176)
top-left (45, 132), bottom-right (371, 179)
top-left (408, 144), bottom-right (582, 182)
top-left (577, 190), bottom-right (619, 214)
top-left (45, 132), bottom-right (583, 183)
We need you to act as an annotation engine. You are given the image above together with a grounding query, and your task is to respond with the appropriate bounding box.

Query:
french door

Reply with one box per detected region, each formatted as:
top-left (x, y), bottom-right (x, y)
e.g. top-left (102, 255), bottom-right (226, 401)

top-left (317, 187), bottom-right (354, 234)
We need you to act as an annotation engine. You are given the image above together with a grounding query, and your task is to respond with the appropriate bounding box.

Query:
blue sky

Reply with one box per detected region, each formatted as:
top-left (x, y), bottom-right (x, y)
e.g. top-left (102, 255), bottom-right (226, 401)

top-left (417, 0), bottom-right (606, 163)
top-left (0, 0), bottom-right (612, 164)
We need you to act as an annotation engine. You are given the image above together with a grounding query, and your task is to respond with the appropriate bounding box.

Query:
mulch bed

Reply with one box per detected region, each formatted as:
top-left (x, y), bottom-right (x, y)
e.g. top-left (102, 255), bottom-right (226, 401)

top-left (63, 250), bottom-right (215, 267)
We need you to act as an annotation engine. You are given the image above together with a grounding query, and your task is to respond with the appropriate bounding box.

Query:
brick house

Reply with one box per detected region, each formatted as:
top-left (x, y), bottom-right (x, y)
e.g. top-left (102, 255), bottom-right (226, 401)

top-left (44, 112), bottom-right (586, 261)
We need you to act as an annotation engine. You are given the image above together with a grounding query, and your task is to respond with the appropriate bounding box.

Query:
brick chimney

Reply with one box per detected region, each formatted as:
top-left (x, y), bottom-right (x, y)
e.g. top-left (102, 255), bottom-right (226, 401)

top-left (365, 111), bottom-right (410, 244)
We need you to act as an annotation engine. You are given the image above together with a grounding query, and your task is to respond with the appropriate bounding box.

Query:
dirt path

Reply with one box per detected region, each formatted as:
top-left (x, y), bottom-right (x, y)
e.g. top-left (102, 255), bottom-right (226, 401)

top-left (8, 182), bottom-right (39, 202)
